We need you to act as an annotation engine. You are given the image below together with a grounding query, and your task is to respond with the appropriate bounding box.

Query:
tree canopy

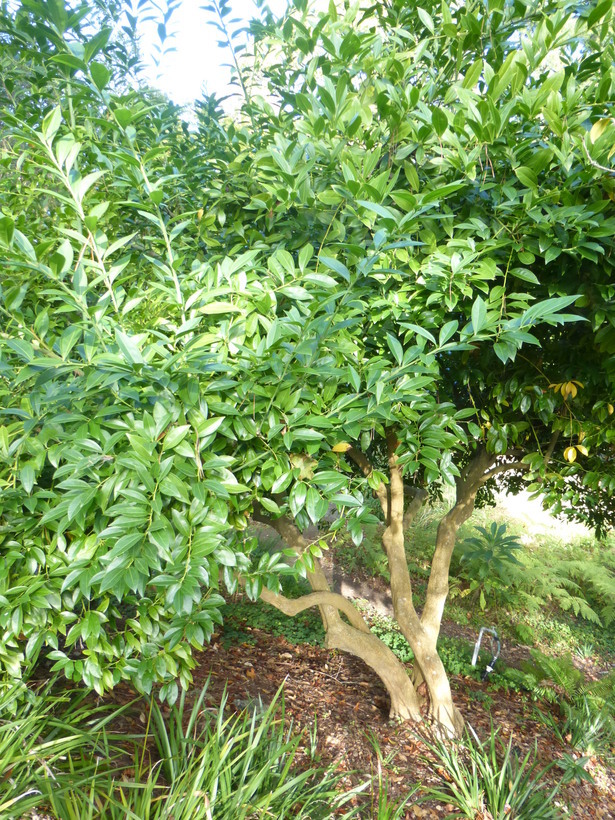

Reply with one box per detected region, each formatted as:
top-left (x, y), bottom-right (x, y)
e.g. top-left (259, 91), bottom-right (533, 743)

top-left (1, 0), bottom-right (614, 732)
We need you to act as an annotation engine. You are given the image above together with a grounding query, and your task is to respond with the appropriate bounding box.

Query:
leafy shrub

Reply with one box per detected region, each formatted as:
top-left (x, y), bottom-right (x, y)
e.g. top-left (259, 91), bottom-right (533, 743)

top-left (421, 724), bottom-right (562, 819)
top-left (520, 650), bottom-right (615, 756)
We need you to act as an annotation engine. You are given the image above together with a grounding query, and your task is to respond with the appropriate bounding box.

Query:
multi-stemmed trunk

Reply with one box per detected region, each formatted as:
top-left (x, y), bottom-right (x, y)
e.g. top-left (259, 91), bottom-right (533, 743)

top-left (254, 438), bottom-right (526, 736)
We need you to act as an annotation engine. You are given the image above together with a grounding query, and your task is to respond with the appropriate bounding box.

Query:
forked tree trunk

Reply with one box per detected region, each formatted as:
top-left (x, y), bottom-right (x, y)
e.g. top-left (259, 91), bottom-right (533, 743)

top-left (378, 431), bottom-right (464, 736)
top-left (252, 444), bottom-right (525, 738)
top-left (253, 510), bottom-right (422, 721)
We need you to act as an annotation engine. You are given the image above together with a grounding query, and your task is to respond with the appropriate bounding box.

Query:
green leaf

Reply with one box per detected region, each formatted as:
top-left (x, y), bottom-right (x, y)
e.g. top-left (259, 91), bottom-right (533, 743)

top-left (19, 463), bottom-right (35, 494)
top-left (514, 166), bottom-right (538, 190)
top-left (162, 425), bottom-right (191, 452)
top-left (386, 333), bottom-right (403, 365)
top-left (305, 486), bottom-right (322, 523)
top-left (417, 7), bottom-right (435, 32)
top-left (422, 182), bottom-right (465, 203)
top-left (431, 107), bottom-right (448, 137)
top-left (115, 330), bottom-right (144, 365)
top-left (439, 320), bottom-right (458, 346)
top-left (356, 200), bottom-right (397, 221)
top-left (0, 216), bottom-right (15, 247)
top-left (41, 107), bottom-right (62, 141)
top-left (289, 481), bottom-right (307, 516)
top-left (259, 496), bottom-right (281, 515)
top-left (319, 256), bottom-right (350, 282)
top-left (90, 62), bottom-right (111, 89)
top-left (471, 296), bottom-right (487, 334)
top-left (198, 302), bottom-right (243, 315)
top-left (462, 59), bottom-right (483, 89)
top-left (271, 472), bottom-right (292, 494)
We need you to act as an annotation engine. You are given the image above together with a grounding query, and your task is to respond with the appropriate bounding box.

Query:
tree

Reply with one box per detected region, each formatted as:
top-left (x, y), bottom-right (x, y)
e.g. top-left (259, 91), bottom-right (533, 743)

top-left (1, 0), bottom-right (614, 735)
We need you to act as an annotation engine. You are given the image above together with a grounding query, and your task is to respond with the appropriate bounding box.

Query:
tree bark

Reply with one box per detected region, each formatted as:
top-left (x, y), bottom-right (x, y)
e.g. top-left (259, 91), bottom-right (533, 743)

top-left (378, 429), bottom-right (463, 736)
top-left (253, 508), bottom-right (422, 720)
top-left (420, 447), bottom-right (495, 645)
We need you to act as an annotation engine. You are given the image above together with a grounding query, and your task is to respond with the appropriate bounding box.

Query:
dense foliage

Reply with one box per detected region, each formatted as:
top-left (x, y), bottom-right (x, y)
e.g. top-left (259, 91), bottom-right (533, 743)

top-left (1, 0), bottom-right (614, 730)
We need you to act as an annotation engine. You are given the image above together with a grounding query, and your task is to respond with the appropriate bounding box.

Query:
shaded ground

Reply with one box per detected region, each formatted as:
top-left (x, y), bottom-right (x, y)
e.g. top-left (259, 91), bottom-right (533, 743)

top-left (168, 627), bottom-right (615, 818)
top-left (23, 612), bottom-right (614, 819)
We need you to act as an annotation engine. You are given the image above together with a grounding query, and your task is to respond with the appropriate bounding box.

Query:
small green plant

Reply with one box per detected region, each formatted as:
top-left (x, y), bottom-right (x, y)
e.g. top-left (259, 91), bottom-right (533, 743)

top-left (41, 681), bottom-right (365, 820)
top-left (0, 680), bottom-right (128, 819)
top-left (524, 652), bottom-right (615, 757)
top-left (519, 650), bottom-right (585, 704)
top-left (220, 599), bottom-right (325, 647)
top-left (574, 642), bottom-right (595, 660)
top-left (368, 614), bottom-right (414, 664)
top-left (420, 723), bottom-right (562, 819)
top-left (366, 732), bottom-right (420, 819)
top-left (555, 753), bottom-right (594, 785)
top-left (452, 522), bottom-right (524, 611)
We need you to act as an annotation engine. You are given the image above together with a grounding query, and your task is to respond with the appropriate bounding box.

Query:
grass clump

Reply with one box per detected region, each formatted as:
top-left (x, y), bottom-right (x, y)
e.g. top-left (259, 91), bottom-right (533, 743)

top-left (421, 724), bottom-right (563, 819)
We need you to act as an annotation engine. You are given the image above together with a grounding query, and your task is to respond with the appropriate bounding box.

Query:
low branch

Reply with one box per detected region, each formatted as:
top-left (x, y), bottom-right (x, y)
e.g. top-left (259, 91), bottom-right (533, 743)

top-left (479, 460), bottom-right (530, 483)
top-left (259, 586), bottom-right (371, 634)
top-left (252, 505), bottom-right (308, 554)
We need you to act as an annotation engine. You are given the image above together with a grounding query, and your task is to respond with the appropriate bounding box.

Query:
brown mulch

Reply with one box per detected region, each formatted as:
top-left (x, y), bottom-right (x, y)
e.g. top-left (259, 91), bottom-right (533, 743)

top-left (23, 623), bottom-right (615, 820)
top-left (101, 626), bottom-right (614, 820)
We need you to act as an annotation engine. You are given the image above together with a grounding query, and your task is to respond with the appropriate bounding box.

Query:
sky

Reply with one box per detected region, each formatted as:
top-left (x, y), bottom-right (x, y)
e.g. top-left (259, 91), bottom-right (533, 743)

top-left (139, 0), bottom-right (288, 107)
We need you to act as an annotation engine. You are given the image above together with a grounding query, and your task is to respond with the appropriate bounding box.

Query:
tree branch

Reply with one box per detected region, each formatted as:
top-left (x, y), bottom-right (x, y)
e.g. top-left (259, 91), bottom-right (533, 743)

top-left (258, 586), bottom-right (371, 633)
top-left (582, 140), bottom-right (615, 176)
top-left (479, 460), bottom-right (530, 483)
top-left (252, 505), bottom-right (308, 554)
top-left (543, 430), bottom-right (560, 467)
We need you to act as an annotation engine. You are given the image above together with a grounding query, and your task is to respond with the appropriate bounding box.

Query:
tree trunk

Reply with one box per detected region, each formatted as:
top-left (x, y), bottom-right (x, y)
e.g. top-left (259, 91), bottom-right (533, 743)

top-left (379, 430), bottom-right (463, 736)
top-left (253, 509), bottom-right (422, 721)
top-left (251, 446), bottom-right (521, 737)
top-left (420, 447), bottom-right (495, 645)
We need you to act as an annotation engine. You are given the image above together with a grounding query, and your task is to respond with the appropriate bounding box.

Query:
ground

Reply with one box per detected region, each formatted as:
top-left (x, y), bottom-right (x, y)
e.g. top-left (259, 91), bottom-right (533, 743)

top-left (94, 616), bottom-right (613, 820)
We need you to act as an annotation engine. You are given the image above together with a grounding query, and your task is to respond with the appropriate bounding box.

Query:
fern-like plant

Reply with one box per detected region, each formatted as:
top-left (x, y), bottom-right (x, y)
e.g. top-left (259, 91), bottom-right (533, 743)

top-left (525, 651), bottom-right (615, 756)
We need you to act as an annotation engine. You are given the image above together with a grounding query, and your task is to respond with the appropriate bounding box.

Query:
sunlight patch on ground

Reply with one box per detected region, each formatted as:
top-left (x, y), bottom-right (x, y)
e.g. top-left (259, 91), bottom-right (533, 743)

top-left (496, 491), bottom-right (591, 541)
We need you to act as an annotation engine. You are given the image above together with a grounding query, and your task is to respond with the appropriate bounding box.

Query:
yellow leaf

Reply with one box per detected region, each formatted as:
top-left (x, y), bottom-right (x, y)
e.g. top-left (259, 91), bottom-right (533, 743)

top-left (549, 383), bottom-right (562, 392)
top-left (608, 404), bottom-right (614, 415)
top-left (289, 453), bottom-right (316, 480)
top-left (332, 442), bottom-right (352, 453)
top-left (197, 208), bottom-right (204, 220)
top-left (590, 118), bottom-right (612, 144)
top-left (564, 446), bottom-right (577, 463)
top-left (576, 444), bottom-right (589, 456)
top-left (561, 382), bottom-right (577, 399)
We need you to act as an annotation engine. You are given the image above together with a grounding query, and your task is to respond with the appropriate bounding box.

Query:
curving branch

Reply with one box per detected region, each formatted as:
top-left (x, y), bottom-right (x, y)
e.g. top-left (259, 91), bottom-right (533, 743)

top-left (543, 430), bottom-right (560, 467)
top-left (582, 140), bottom-right (615, 176)
top-left (258, 586), bottom-right (371, 634)
top-left (252, 505), bottom-right (308, 553)
top-left (479, 460), bottom-right (530, 483)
